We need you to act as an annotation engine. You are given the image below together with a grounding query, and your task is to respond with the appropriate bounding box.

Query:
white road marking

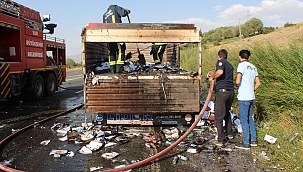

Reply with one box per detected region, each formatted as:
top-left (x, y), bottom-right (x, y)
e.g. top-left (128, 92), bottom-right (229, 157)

top-left (66, 75), bottom-right (83, 81)
top-left (75, 90), bottom-right (83, 94)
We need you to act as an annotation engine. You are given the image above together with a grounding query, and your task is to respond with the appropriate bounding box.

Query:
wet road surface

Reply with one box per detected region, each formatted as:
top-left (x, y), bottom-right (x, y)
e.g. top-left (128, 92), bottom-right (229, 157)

top-left (0, 68), bottom-right (271, 172)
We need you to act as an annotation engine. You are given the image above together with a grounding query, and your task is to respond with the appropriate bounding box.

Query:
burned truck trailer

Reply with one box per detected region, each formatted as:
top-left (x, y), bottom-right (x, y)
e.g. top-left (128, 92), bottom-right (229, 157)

top-left (81, 23), bottom-right (202, 126)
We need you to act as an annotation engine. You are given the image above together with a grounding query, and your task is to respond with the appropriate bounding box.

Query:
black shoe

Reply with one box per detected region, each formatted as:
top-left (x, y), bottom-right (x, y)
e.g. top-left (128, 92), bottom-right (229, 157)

top-left (235, 143), bottom-right (250, 150)
top-left (250, 141), bottom-right (258, 147)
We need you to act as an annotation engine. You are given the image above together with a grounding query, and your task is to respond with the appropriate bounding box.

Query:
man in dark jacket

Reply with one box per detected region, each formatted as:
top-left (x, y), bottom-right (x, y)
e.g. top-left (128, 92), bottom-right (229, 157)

top-left (103, 5), bottom-right (130, 73)
top-left (208, 49), bottom-right (234, 147)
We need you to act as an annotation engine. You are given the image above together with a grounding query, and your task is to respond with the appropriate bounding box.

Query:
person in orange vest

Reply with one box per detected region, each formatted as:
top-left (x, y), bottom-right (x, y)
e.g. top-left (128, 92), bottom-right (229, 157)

top-left (103, 5), bottom-right (130, 73)
top-left (150, 43), bottom-right (167, 66)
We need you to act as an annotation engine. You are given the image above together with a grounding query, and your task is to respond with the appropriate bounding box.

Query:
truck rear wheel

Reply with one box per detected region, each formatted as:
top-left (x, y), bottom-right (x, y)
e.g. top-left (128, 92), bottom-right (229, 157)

top-left (44, 73), bottom-right (57, 96)
top-left (31, 74), bottom-right (44, 100)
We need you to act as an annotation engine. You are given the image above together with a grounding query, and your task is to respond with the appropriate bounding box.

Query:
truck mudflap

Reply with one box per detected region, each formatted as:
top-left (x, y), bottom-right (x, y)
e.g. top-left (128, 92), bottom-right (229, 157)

top-left (91, 113), bottom-right (199, 126)
top-left (0, 63), bottom-right (11, 99)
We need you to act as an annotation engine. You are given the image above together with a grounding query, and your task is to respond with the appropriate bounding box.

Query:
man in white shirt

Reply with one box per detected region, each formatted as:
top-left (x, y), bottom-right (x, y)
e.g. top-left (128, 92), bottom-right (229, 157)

top-left (235, 49), bottom-right (261, 150)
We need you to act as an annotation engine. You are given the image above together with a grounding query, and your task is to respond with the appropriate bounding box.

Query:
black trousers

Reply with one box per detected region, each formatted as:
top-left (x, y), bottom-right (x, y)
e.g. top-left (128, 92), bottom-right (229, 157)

top-left (108, 42), bottom-right (126, 65)
top-left (214, 91), bottom-right (234, 142)
top-left (151, 44), bottom-right (166, 64)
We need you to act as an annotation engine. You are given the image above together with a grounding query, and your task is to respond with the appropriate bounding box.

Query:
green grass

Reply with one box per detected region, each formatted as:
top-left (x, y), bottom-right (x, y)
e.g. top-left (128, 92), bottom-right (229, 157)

top-left (181, 37), bottom-right (303, 171)
top-left (219, 37), bottom-right (242, 44)
top-left (180, 45), bottom-right (199, 72)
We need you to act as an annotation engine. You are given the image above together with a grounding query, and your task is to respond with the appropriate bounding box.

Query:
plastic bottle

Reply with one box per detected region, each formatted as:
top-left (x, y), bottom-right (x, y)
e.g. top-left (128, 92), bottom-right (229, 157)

top-left (178, 155), bottom-right (187, 161)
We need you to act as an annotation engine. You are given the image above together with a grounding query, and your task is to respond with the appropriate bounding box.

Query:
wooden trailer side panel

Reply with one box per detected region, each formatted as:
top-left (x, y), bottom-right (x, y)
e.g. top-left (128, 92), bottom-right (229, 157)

top-left (84, 75), bottom-right (200, 114)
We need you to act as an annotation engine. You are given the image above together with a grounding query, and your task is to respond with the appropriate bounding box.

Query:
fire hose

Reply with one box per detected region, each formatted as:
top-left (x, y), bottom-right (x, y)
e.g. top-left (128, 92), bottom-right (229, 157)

top-left (0, 104), bottom-right (84, 172)
top-left (101, 79), bottom-right (214, 172)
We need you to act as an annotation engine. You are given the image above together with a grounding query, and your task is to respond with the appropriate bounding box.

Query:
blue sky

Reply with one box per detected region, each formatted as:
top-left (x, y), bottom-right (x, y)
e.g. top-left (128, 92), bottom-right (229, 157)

top-left (15, 0), bottom-right (303, 61)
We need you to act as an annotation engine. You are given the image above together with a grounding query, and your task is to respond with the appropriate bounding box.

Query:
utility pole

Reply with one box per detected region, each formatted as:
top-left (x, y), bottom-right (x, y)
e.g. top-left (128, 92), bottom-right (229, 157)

top-left (247, 11), bottom-right (249, 21)
top-left (238, 19), bottom-right (243, 46)
top-left (238, 19), bottom-right (242, 38)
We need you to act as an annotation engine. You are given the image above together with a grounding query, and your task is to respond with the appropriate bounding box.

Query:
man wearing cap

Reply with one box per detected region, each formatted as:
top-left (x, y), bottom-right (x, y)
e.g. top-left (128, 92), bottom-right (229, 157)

top-left (235, 49), bottom-right (261, 150)
top-left (208, 49), bottom-right (234, 147)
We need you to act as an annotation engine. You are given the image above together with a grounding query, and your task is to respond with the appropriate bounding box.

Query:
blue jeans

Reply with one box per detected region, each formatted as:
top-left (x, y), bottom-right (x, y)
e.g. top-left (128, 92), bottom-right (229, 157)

top-left (238, 100), bottom-right (257, 144)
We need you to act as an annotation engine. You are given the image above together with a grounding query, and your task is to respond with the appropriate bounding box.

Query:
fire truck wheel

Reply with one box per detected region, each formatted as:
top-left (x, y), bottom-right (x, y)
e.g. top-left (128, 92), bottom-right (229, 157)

top-left (44, 73), bottom-right (57, 96)
top-left (31, 74), bottom-right (44, 100)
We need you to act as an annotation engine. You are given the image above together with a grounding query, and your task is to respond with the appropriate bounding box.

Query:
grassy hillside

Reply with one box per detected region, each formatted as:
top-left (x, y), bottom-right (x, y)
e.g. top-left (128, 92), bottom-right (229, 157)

top-left (197, 23), bottom-right (303, 171)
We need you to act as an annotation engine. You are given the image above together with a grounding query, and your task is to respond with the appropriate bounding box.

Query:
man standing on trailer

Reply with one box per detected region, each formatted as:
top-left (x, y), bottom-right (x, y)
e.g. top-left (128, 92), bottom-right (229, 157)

top-left (103, 5), bottom-right (131, 73)
top-left (150, 43), bottom-right (167, 67)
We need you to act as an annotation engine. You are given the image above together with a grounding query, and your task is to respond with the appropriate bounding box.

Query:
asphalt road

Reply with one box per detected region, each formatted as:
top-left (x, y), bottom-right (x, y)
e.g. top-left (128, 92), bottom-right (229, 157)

top-left (0, 68), bottom-right (84, 141)
top-left (0, 68), bottom-right (271, 172)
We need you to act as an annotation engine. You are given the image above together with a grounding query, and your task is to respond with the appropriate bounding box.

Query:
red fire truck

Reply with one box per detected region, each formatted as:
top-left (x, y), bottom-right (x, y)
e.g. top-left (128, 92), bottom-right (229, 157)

top-left (0, 0), bottom-right (66, 101)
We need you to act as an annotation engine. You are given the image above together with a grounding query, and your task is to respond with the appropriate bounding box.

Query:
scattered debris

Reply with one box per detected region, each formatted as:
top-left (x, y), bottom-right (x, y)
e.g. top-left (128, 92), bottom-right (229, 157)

top-left (66, 151), bottom-right (75, 157)
top-left (221, 148), bottom-right (233, 152)
top-left (43, 105), bottom-right (251, 167)
top-left (101, 152), bottom-right (119, 160)
top-left (92, 77), bottom-right (99, 85)
top-left (163, 127), bottom-right (179, 140)
top-left (94, 62), bottom-right (110, 71)
top-left (59, 135), bottom-right (68, 141)
top-left (86, 140), bottom-right (104, 151)
top-left (259, 151), bottom-right (271, 161)
top-left (40, 140), bottom-right (51, 145)
top-left (104, 142), bottom-right (117, 148)
top-left (186, 147), bottom-right (198, 154)
top-left (53, 153), bottom-right (61, 158)
top-left (178, 155), bottom-right (187, 161)
top-left (264, 134), bottom-right (278, 144)
top-left (90, 166), bottom-right (104, 171)
top-left (49, 148), bottom-right (68, 156)
top-left (0, 159), bottom-right (13, 166)
top-left (272, 164), bottom-right (285, 170)
top-left (172, 155), bottom-right (179, 164)
top-left (11, 128), bottom-right (19, 133)
top-left (78, 146), bottom-right (93, 154)
top-left (0, 124), bottom-right (8, 129)
top-left (289, 132), bottom-right (299, 143)
top-left (80, 131), bottom-right (94, 141)
top-left (114, 164), bottom-right (131, 172)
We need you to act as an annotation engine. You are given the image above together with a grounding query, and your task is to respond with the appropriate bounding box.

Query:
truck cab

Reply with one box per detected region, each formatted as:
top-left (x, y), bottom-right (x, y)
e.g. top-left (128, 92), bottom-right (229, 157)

top-left (0, 0), bottom-right (66, 101)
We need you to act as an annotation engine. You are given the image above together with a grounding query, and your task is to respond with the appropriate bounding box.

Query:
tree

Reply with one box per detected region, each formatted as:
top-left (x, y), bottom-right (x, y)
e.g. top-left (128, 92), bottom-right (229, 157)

top-left (231, 26), bottom-right (239, 37)
top-left (241, 24), bottom-right (250, 37)
top-left (66, 58), bottom-right (76, 68)
top-left (263, 27), bottom-right (276, 34)
top-left (243, 18), bottom-right (263, 36)
top-left (223, 27), bottom-right (234, 39)
top-left (284, 22), bottom-right (295, 27)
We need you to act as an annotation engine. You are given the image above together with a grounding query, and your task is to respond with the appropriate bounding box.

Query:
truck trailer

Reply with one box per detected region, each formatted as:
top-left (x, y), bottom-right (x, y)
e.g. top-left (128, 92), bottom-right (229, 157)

top-left (0, 0), bottom-right (66, 101)
top-left (81, 23), bottom-right (202, 126)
